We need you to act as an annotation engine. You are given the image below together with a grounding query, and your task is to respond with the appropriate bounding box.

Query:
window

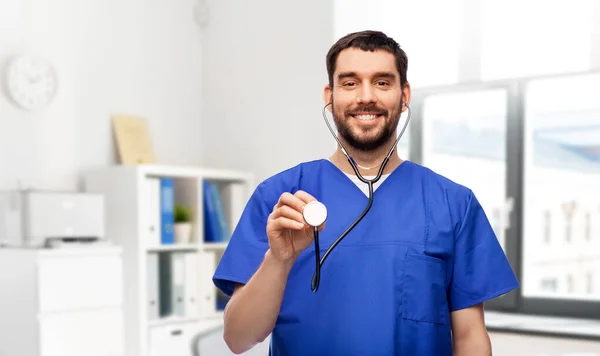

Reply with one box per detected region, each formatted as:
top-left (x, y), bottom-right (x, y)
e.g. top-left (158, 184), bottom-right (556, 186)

top-left (421, 89), bottom-right (508, 250)
top-left (585, 212), bottom-right (592, 241)
top-left (522, 73), bottom-right (600, 302)
top-left (411, 72), bottom-right (600, 317)
top-left (334, 0), bottom-right (600, 319)
top-left (540, 278), bottom-right (558, 293)
top-left (587, 272), bottom-right (594, 295)
top-left (543, 210), bottom-right (551, 244)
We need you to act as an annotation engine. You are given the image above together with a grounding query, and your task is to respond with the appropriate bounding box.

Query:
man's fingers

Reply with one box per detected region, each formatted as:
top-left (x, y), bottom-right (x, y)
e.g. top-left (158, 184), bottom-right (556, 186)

top-left (275, 192), bottom-right (306, 213)
top-left (270, 216), bottom-right (305, 231)
top-left (271, 205), bottom-right (305, 224)
top-left (294, 190), bottom-right (317, 205)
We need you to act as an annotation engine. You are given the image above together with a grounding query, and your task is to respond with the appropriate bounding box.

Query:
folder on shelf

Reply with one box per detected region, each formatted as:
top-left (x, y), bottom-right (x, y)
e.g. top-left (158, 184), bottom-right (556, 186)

top-left (158, 252), bottom-right (186, 317)
top-left (147, 253), bottom-right (160, 320)
top-left (160, 178), bottom-right (175, 244)
top-left (220, 183), bottom-right (246, 235)
top-left (171, 252), bottom-right (186, 317)
top-left (184, 252), bottom-right (199, 318)
top-left (203, 181), bottom-right (229, 243)
top-left (146, 177), bottom-right (162, 247)
top-left (197, 251), bottom-right (217, 318)
top-left (158, 253), bottom-right (172, 316)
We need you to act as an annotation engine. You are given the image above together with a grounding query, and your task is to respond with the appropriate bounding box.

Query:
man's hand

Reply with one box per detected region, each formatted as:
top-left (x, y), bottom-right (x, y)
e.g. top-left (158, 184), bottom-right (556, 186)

top-left (266, 190), bottom-right (325, 264)
top-left (451, 303), bottom-right (492, 356)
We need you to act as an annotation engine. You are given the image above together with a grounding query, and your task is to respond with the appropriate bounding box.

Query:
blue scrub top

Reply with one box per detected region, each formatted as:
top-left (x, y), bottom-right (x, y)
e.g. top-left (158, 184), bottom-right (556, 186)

top-left (213, 159), bottom-right (519, 356)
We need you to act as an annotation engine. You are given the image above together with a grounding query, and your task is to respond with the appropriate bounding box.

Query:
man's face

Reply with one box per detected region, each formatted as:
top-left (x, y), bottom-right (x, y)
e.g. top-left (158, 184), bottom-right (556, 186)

top-left (325, 48), bottom-right (408, 151)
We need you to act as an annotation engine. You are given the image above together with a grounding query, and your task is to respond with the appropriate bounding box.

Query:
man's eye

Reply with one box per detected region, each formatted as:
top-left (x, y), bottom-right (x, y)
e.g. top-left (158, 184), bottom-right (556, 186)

top-left (344, 82), bottom-right (357, 87)
top-left (376, 81), bottom-right (389, 86)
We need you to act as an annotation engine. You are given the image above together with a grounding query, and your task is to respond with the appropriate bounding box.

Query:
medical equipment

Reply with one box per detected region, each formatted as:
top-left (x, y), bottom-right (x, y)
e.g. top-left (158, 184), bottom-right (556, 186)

top-left (304, 101), bottom-right (412, 292)
top-left (302, 200), bottom-right (328, 291)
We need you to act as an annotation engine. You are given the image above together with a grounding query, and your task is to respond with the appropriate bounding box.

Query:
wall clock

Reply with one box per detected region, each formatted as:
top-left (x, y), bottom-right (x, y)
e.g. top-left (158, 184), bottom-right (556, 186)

top-left (4, 54), bottom-right (58, 111)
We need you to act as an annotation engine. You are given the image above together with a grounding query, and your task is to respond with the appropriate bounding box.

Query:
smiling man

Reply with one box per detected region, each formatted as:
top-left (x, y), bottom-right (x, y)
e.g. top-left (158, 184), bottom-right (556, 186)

top-left (213, 30), bottom-right (519, 355)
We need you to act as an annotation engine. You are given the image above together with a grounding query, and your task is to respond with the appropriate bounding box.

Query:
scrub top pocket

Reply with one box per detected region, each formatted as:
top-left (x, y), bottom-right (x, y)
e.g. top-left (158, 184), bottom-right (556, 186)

top-left (400, 253), bottom-right (450, 326)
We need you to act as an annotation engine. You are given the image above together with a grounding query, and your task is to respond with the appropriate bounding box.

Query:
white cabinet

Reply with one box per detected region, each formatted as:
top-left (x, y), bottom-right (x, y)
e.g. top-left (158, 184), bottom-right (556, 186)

top-left (37, 252), bottom-right (122, 312)
top-left (149, 322), bottom-right (199, 356)
top-left (83, 165), bottom-right (253, 356)
top-left (39, 309), bottom-right (124, 356)
top-left (0, 247), bottom-right (124, 356)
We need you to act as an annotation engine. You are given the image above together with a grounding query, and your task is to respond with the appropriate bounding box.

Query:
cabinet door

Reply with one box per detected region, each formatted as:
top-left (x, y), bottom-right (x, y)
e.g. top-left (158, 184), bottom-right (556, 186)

top-left (39, 308), bottom-right (124, 356)
top-left (149, 322), bottom-right (198, 356)
top-left (38, 253), bottom-right (122, 312)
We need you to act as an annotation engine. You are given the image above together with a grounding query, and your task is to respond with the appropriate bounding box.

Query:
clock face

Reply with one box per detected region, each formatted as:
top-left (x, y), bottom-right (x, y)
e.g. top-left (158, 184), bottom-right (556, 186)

top-left (4, 55), bottom-right (58, 111)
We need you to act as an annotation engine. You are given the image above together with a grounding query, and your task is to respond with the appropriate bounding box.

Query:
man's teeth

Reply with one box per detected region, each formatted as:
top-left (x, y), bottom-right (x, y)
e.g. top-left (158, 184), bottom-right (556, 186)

top-left (354, 114), bottom-right (379, 121)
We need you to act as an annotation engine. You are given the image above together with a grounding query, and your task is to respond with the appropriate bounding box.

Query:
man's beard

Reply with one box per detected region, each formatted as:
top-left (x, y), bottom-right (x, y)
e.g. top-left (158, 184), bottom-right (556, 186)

top-left (332, 100), bottom-right (401, 152)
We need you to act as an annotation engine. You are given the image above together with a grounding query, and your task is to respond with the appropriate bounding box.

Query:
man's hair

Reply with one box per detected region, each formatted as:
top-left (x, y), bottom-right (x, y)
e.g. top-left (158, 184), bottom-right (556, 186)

top-left (326, 30), bottom-right (408, 88)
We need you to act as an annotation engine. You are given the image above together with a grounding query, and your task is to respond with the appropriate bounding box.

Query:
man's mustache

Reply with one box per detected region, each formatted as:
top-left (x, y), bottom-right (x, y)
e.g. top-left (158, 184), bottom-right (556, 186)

top-left (344, 104), bottom-right (388, 117)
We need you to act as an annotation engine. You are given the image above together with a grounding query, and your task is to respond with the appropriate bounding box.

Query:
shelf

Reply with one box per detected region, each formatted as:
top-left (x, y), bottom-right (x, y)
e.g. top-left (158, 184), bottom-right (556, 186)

top-left (82, 164), bottom-right (253, 356)
top-left (147, 244), bottom-right (199, 252)
top-left (147, 316), bottom-right (200, 327)
top-left (202, 242), bottom-right (228, 251)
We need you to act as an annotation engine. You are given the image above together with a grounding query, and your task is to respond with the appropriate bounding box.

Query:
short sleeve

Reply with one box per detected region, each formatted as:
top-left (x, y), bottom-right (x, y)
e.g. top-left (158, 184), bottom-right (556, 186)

top-left (212, 183), bottom-right (272, 297)
top-left (448, 190), bottom-right (520, 311)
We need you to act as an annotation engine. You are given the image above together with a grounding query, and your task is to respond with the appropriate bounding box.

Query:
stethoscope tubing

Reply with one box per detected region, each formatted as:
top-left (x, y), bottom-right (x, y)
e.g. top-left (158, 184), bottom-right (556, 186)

top-left (311, 101), bottom-right (411, 292)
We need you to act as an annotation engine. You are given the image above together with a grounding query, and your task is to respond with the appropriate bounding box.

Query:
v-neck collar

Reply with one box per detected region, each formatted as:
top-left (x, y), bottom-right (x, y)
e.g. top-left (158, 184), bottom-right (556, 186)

top-left (320, 158), bottom-right (412, 199)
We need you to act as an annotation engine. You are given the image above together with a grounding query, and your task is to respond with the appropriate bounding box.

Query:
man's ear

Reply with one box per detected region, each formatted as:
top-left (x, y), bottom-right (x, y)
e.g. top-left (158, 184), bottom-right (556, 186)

top-left (401, 82), bottom-right (412, 112)
top-left (323, 85), bottom-right (333, 111)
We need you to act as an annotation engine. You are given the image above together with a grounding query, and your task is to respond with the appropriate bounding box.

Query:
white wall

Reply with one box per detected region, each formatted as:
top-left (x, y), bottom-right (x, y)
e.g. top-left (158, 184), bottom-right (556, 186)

top-left (200, 0), bottom-right (335, 184)
top-left (0, 0), bottom-right (204, 191)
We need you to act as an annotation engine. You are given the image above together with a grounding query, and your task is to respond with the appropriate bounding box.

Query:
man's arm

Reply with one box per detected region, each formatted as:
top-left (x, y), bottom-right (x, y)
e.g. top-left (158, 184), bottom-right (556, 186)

top-left (451, 303), bottom-right (492, 356)
top-left (222, 249), bottom-right (293, 354)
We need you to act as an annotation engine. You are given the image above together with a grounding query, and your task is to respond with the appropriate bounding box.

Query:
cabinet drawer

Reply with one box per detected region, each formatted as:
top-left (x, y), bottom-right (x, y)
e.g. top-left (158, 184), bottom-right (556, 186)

top-left (39, 308), bottom-right (124, 356)
top-left (38, 254), bottom-right (122, 312)
top-left (149, 322), bottom-right (198, 356)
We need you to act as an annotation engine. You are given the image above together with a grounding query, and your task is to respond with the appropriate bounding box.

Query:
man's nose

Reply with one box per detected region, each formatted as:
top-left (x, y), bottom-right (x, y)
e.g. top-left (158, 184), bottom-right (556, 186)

top-left (356, 83), bottom-right (377, 104)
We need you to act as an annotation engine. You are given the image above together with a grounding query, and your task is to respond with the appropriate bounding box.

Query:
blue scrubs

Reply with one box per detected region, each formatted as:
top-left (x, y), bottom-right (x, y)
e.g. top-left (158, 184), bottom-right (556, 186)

top-left (213, 159), bottom-right (519, 355)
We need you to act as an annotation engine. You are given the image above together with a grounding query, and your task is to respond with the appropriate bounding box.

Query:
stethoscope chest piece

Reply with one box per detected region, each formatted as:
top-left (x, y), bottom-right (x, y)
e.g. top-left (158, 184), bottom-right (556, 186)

top-left (303, 201), bottom-right (327, 227)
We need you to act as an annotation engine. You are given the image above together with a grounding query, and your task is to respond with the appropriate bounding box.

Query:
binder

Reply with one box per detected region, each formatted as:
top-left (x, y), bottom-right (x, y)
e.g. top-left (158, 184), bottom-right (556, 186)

top-left (203, 181), bottom-right (229, 242)
top-left (160, 178), bottom-right (175, 244)
top-left (184, 252), bottom-right (199, 318)
top-left (220, 183), bottom-right (246, 235)
top-left (158, 253), bottom-right (172, 317)
top-left (203, 181), bottom-right (221, 242)
top-left (210, 183), bottom-right (230, 241)
top-left (147, 253), bottom-right (159, 320)
top-left (146, 177), bottom-right (161, 247)
top-left (197, 251), bottom-right (216, 318)
top-left (171, 252), bottom-right (186, 317)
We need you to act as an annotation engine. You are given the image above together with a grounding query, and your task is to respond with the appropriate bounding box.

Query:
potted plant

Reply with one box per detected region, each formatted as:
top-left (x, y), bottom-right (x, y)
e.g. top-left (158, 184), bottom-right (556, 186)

top-left (174, 203), bottom-right (193, 243)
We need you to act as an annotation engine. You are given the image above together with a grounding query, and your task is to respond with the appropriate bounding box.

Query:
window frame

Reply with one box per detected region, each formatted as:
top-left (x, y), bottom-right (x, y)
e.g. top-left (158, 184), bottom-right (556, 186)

top-left (408, 69), bottom-right (600, 320)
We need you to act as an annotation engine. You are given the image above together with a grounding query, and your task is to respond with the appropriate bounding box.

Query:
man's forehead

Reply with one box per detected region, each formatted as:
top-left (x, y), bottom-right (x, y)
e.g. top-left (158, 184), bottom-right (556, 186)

top-left (335, 48), bottom-right (397, 77)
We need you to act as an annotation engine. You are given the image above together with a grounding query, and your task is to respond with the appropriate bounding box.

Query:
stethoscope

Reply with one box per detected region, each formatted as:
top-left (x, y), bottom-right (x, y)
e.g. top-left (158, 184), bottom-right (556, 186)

top-left (302, 100), bottom-right (412, 292)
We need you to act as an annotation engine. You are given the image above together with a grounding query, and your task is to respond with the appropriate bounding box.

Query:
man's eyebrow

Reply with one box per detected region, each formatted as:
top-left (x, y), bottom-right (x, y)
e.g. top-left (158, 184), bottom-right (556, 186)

top-left (337, 71), bottom-right (358, 80)
top-left (336, 71), bottom-right (397, 80)
top-left (373, 71), bottom-right (397, 79)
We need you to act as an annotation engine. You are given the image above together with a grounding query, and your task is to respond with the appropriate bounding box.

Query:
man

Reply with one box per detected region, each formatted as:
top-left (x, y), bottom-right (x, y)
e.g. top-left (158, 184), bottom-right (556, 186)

top-left (213, 30), bottom-right (519, 355)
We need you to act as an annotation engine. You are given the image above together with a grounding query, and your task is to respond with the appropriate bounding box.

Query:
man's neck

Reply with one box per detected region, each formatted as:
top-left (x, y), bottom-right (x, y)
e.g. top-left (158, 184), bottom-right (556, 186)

top-left (328, 140), bottom-right (403, 176)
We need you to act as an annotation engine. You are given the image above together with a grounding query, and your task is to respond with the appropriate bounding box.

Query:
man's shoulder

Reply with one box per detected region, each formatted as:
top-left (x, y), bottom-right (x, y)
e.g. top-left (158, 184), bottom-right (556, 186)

top-left (255, 159), bottom-right (328, 196)
top-left (408, 161), bottom-right (473, 200)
